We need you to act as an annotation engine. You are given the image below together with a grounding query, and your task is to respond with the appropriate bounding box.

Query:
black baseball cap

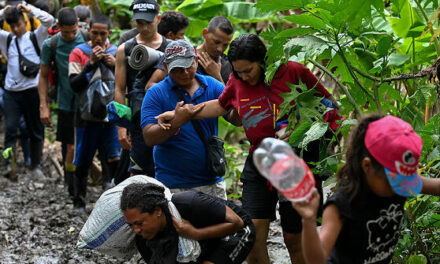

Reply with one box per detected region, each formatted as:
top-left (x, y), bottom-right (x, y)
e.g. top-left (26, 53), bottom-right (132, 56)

top-left (130, 0), bottom-right (159, 23)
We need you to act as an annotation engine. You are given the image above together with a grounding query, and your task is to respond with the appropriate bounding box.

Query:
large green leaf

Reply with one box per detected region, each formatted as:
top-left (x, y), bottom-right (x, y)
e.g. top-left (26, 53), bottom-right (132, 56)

top-left (387, 53), bottom-right (410, 66)
top-left (408, 255), bottom-right (427, 264)
top-left (388, 0), bottom-right (424, 38)
top-left (284, 35), bottom-right (327, 52)
top-left (102, 0), bottom-right (131, 7)
top-left (283, 13), bottom-right (327, 30)
top-left (256, 0), bottom-right (311, 12)
top-left (300, 122), bottom-right (329, 149)
top-left (184, 18), bottom-right (209, 38)
top-left (328, 55), bottom-right (352, 83)
top-left (275, 28), bottom-right (317, 39)
top-left (223, 2), bottom-right (275, 23)
top-left (289, 121), bottom-right (312, 147)
top-left (176, 0), bottom-right (223, 19)
top-left (340, 0), bottom-right (385, 30)
top-left (376, 35), bottom-right (393, 56)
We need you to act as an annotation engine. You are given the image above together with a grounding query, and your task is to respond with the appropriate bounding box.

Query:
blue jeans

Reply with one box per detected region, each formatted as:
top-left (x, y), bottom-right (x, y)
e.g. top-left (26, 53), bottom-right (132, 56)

top-left (74, 122), bottom-right (121, 167)
top-left (3, 88), bottom-right (44, 166)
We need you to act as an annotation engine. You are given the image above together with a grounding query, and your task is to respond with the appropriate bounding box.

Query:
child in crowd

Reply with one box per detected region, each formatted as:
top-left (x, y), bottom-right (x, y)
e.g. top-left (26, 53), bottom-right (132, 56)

top-left (292, 114), bottom-right (440, 263)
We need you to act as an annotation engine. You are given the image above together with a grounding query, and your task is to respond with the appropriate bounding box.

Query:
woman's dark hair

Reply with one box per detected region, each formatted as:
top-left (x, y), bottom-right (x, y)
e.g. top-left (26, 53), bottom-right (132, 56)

top-left (336, 113), bottom-right (384, 205)
top-left (5, 7), bottom-right (24, 25)
top-left (158, 11), bottom-right (189, 36)
top-left (57, 7), bottom-right (78, 26)
top-left (120, 183), bottom-right (169, 214)
top-left (228, 33), bottom-right (267, 80)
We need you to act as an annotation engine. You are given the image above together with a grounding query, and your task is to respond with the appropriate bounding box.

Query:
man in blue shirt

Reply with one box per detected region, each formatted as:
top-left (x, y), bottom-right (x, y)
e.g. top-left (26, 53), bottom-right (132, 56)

top-left (141, 39), bottom-right (227, 199)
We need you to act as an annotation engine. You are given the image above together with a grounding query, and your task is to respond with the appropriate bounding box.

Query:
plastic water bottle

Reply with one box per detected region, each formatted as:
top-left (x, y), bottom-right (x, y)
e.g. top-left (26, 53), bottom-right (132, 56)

top-left (253, 138), bottom-right (315, 202)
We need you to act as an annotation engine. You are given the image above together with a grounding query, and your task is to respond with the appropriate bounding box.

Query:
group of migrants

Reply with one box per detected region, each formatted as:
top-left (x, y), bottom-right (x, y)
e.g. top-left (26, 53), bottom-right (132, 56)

top-left (2, 0), bottom-right (440, 263)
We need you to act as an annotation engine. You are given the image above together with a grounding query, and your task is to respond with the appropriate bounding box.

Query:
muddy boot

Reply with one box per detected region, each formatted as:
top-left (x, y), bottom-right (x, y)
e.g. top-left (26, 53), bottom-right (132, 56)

top-left (73, 166), bottom-right (88, 212)
top-left (64, 169), bottom-right (74, 197)
top-left (30, 141), bottom-right (44, 178)
top-left (4, 158), bottom-right (16, 181)
top-left (20, 137), bottom-right (31, 168)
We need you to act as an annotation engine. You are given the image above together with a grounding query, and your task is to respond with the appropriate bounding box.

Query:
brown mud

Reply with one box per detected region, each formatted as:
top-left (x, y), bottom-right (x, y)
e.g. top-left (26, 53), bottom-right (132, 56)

top-left (0, 141), bottom-right (289, 263)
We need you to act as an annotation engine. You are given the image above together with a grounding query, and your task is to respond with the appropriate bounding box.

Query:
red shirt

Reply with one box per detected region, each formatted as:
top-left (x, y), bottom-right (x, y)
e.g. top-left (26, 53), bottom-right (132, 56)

top-left (218, 61), bottom-right (331, 153)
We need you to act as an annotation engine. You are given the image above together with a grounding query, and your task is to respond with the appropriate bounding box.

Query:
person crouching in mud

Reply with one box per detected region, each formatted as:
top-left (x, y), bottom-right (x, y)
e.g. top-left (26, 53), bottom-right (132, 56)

top-left (120, 183), bottom-right (255, 264)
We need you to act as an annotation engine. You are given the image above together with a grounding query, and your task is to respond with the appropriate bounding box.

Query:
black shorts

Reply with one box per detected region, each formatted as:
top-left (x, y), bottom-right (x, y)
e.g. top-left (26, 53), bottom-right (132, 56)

top-left (56, 109), bottom-right (75, 145)
top-left (200, 223), bottom-right (255, 264)
top-left (240, 154), bottom-right (323, 234)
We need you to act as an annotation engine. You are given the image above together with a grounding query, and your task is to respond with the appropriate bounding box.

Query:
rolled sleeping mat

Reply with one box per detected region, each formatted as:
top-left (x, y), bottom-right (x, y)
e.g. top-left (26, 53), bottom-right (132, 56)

top-left (128, 45), bottom-right (164, 71)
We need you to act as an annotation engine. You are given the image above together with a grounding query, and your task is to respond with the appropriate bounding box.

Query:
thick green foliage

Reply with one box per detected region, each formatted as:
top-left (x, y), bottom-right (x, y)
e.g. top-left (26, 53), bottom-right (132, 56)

top-left (257, 0), bottom-right (440, 261)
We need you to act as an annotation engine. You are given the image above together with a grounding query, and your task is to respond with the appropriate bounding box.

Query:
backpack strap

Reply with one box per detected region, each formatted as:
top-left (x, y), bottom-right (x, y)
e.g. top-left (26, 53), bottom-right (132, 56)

top-left (124, 37), bottom-right (137, 58)
top-left (106, 45), bottom-right (117, 57)
top-left (76, 43), bottom-right (92, 57)
top-left (28, 12), bottom-right (35, 32)
top-left (79, 29), bottom-right (90, 42)
top-left (50, 34), bottom-right (57, 65)
top-left (29, 32), bottom-right (40, 56)
top-left (6, 33), bottom-right (12, 52)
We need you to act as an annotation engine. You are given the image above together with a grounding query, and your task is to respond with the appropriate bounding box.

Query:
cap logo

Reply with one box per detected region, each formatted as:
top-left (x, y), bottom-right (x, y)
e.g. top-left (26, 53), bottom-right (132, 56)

top-left (133, 3), bottom-right (156, 11)
top-left (402, 150), bottom-right (416, 165)
top-left (166, 45), bottom-right (186, 58)
top-left (395, 161), bottom-right (417, 176)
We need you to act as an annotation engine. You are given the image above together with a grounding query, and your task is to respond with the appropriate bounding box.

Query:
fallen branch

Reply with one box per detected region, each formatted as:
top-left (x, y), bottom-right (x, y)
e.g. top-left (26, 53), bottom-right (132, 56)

top-left (50, 156), bottom-right (63, 178)
top-left (350, 56), bottom-right (440, 83)
top-left (309, 58), bottom-right (363, 116)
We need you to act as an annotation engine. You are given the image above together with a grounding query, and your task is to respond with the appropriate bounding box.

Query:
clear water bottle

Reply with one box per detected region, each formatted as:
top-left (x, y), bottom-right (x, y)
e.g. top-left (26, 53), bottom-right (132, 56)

top-left (253, 138), bottom-right (315, 202)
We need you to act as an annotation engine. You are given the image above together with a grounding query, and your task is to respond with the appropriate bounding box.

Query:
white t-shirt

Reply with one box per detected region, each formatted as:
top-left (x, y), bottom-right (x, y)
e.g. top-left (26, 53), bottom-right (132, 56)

top-left (0, 5), bottom-right (54, 91)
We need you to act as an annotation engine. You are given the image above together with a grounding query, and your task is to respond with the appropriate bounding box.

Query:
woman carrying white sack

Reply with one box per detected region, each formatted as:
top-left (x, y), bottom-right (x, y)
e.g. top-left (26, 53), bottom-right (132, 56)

top-left (120, 182), bottom-right (255, 264)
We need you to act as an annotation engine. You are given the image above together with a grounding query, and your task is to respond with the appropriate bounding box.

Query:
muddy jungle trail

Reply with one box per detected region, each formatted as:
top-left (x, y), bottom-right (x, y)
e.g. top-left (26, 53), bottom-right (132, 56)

top-left (0, 137), bottom-right (289, 263)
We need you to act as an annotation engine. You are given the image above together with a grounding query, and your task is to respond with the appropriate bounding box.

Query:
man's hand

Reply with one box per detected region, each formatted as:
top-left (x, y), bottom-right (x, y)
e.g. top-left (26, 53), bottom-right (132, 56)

top-left (16, 3), bottom-right (30, 13)
top-left (198, 52), bottom-right (222, 82)
top-left (90, 46), bottom-right (104, 65)
top-left (172, 101), bottom-right (205, 128)
top-left (155, 110), bottom-right (175, 130)
top-left (2, 5), bottom-right (11, 13)
top-left (279, 129), bottom-right (293, 143)
top-left (172, 217), bottom-right (199, 240)
top-left (103, 54), bottom-right (116, 68)
top-left (117, 126), bottom-right (131, 150)
top-left (40, 103), bottom-right (51, 125)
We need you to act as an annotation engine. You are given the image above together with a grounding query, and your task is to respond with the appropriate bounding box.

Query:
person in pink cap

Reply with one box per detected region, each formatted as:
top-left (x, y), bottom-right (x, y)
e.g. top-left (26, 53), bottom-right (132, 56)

top-left (291, 114), bottom-right (440, 264)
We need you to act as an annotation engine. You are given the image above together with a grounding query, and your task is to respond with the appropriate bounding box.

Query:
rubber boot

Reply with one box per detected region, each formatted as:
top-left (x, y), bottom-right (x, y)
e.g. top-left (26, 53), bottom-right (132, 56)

top-left (20, 137), bottom-right (31, 167)
top-left (101, 159), bottom-right (118, 191)
top-left (73, 166), bottom-right (88, 212)
top-left (64, 168), bottom-right (74, 197)
top-left (30, 141), bottom-right (44, 177)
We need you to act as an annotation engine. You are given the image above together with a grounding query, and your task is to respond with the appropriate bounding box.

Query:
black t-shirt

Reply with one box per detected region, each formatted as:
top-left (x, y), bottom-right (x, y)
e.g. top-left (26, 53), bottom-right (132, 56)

top-left (195, 48), bottom-right (232, 84)
top-left (118, 28), bottom-right (139, 46)
top-left (124, 35), bottom-right (169, 93)
top-left (325, 188), bottom-right (406, 264)
top-left (135, 191), bottom-right (253, 264)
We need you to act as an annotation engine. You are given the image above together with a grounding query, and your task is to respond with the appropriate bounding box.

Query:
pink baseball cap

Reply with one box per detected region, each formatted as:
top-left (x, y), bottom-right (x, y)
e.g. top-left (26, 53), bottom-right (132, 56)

top-left (364, 115), bottom-right (423, 197)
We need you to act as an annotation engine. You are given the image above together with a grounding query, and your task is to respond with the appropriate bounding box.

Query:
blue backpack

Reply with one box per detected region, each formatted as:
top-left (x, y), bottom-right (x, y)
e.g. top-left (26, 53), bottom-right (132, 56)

top-left (77, 43), bottom-right (117, 121)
